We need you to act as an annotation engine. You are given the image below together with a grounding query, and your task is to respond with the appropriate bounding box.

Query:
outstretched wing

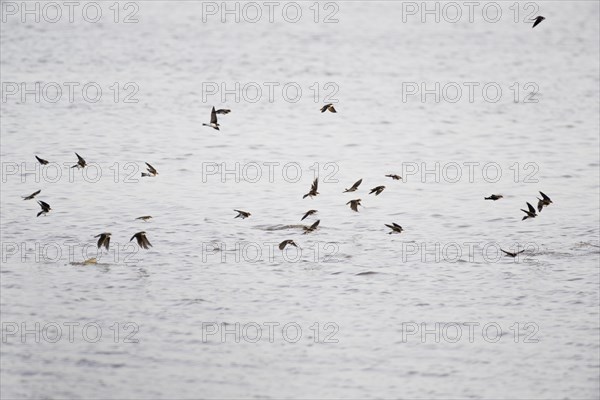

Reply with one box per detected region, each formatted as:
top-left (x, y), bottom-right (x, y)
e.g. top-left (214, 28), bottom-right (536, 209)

top-left (320, 104), bottom-right (332, 113)
top-left (351, 179), bottom-right (362, 190)
top-left (527, 202), bottom-right (536, 214)
top-left (145, 162), bottom-right (157, 174)
top-left (500, 249), bottom-right (513, 256)
top-left (278, 241), bottom-right (288, 250)
top-left (310, 220), bottom-right (320, 230)
top-left (210, 107), bottom-right (218, 124)
top-left (539, 191), bottom-right (551, 202)
top-left (35, 155), bottom-right (48, 164)
top-left (75, 152), bottom-right (85, 164)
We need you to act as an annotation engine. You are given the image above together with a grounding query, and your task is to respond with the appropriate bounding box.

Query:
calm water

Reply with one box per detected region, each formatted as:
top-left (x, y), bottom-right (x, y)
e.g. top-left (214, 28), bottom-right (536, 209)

top-left (1, 1), bottom-right (599, 398)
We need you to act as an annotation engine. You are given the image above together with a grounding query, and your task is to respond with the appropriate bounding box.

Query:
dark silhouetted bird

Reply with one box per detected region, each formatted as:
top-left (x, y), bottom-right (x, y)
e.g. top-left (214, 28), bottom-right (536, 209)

top-left (320, 103), bottom-right (337, 113)
top-left (202, 106), bottom-right (220, 130)
top-left (95, 233), bottom-right (111, 251)
top-left (301, 210), bottom-right (318, 221)
top-left (344, 179), bottom-right (362, 193)
top-left (37, 200), bottom-right (51, 217)
top-left (501, 249), bottom-right (525, 258)
top-left (386, 174), bottom-right (402, 180)
top-left (521, 202), bottom-right (537, 220)
top-left (303, 220), bottom-right (320, 234)
top-left (369, 186), bottom-right (385, 195)
top-left (130, 231), bottom-right (152, 249)
top-left (234, 210), bottom-right (251, 219)
top-left (485, 194), bottom-right (503, 201)
top-left (72, 153), bottom-right (86, 168)
top-left (141, 162), bottom-right (158, 177)
top-left (35, 155), bottom-right (49, 165)
top-left (385, 223), bottom-right (404, 234)
top-left (22, 189), bottom-right (41, 200)
top-left (215, 109), bottom-right (231, 114)
top-left (136, 216), bottom-right (153, 221)
top-left (537, 191), bottom-right (553, 212)
top-left (303, 178), bottom-right (319, 199)
top-left (279, 239), bottom-right (298, 250)
top-left (347, 199), bottom-right (362, 212)
top-left (532, 16), bottom-right (545, 28)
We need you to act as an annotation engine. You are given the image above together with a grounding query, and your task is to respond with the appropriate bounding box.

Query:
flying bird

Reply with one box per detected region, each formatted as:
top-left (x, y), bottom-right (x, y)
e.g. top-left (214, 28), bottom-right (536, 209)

top-left (72, 153), bottom-right (86, 168)
top-left (485, 194), bottom-right (503, 201)
top-left (22, 189), bottom-right (41, 200)
top-left (130, 231), bottom-right (152, 249)
top-left (521, 202), bottom-right (537, 220)
top-left (369, 186), bottom-right (385, 196)
top-left (532, 16), bottom-right (545, 28)
top-left (320, 103), bottom-right (337, 113)
top-left (537, 191), bottom-right (553, 212)
top-left (303, 178), bottom-right (319, 199)
top-left (301, 210), bottom-right (318, 221)
top-left (386, 174), bottom-right (402, 180)
top-left (215, 109), bottom-right (231, 114)
top-left (344, 179), bottom-right (362, 193)
top-left (136, 216), bottom-right (153, 221)
top-left (95, 233), bottom-right (111, 251)
top-left (303, 220), bottom-right (320, 234)
top-left (141, 162), bottom-right (158, 177)
top-left (37, 200), bottom-right (51, 217)
top-left (347, 199), bottom-right (362, 212)
top-left (385, 223), bottom-right (404, 234)
top-left (279, 239), bottom-right (298, 250)
top-left (234, 210), bottom-right (251, 219)
top-left (35, 155), bottom-right (49, 165)
top-left (501, 249), bottom-right (525, 258)
top-left (202, 106), bottom-right (220, 130)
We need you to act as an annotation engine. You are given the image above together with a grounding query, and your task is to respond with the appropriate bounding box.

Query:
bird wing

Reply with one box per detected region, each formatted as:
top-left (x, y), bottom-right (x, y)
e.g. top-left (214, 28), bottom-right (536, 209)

top-left (145, 162), bottom-right (157, 174)
top-left (35, 155), bottom-right (47, 164)
top-left (351, 202), bottom-right (358, 212)
top-left (527, 202), bottom-right (536, 214)
top-left (516, 249), bottom-right (525, 255)
top-left (539, 191), bottom-right (551, 202)
top-left (105, 236), bottom-right (110, 250)
top-left (351, 179), bottom-right (363, 190)
top-left (143, 234), bottom-right (152, 248)
top-left (537, 199), bottom-right (543, 212)
top-left (210, 107), bottom-right (218, 124)
top-left (312, 178), bottom-right (318, 192)
top-left (384, 224), bottom-right (394, 230)
top-left (310, 220), bottom-right (320, 230)
top-left (75, 152), bottom-right (85, 164)
top-left (393, 223), bottom-right (403, 229)
top-left (39, 200), bottom-right (50, 209)
top-left (500, 249), bottom-right (513, 256)
top-left (320, 104), bottom-right (331, 113)
top-left (278, 241), bottom-right (288, 250)
top-left (97, 235), bottom-right (104, 248)
top-left (130, 233), bottom-right (138, 242)
top-left (301, 212), bottom-right (309, 221)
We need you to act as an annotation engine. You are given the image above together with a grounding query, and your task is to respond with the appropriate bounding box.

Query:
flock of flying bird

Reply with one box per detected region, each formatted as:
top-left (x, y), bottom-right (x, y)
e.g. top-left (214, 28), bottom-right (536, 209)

top-left (22, 10), bottom-right (550, 260)
top-left (23, 153), bottom-right (157, 253)
top-left (23, 99), bottom-right (554, 260)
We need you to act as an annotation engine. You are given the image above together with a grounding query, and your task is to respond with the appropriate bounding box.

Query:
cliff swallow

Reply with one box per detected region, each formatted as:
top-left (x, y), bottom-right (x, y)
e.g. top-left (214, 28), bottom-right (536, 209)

top-left (141, 162), bottom-right (158, 177)
top-left (279, 239), bottom-right (298, 250)
top-left (95, 233), bottom-right (111, 251)
top-left (369, 186), bottom-right (385, 196)
top-left (347, 199), bottom-right (362, 212)
top-left (344, 179), bottom-right (362, 193)
top-left (136, 216), bottom-right (153, 221)
top-left (72, 153), bottom-right (86, 168)
top-left (202, 106), bottom-right (220, 130)
top-left (532, 16), bottom-right (545, 28)
top-left (386, 174), bottom-right (402, 180)
top-left (130, 231), bottom-right (152, 249)
top-left (215, 109), bottom-right (231, 114)
top-left (521, 202), bottom-right (537, 220)
top-left (501, 249), bottom-right (525, 258)
top-left (37, 200), bottom-right (51, 217)
top-left (320, 103), bottom-right (337, 113)
top-left (35, 155), bottom-right (49, 165)
top-left (301, 210), bottom-right (318, 221)
top-left (385, 223), bottom-right (404, 234)
top-left (234, 210), bottom-right (251, 219)
top-left (303, 178), bottom-right (319, 199)
top-left (537, 191), bottom-right (553, 212)
top-left (22, 189), bottom-right (41, 200)
top-left (303, 219), bottom-right (320, 234)
top-left (485, 194), bottom-right (503, 201)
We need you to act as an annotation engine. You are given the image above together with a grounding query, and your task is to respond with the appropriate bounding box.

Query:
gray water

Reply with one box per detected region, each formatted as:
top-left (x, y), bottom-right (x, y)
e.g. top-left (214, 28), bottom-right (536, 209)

top-left (1, 1), bottom-right (599, 398)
